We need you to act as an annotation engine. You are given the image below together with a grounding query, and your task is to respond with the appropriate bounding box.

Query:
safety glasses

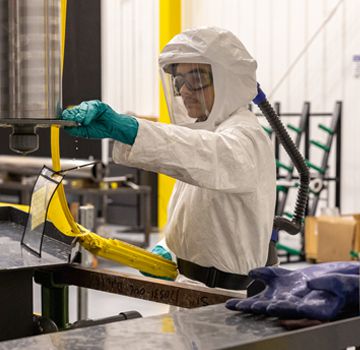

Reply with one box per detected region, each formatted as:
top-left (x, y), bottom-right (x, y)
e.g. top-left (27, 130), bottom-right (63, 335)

top-left (160, 62), bottom-right (214, 126)
top-left (172, 69), bottom-right (213, 96)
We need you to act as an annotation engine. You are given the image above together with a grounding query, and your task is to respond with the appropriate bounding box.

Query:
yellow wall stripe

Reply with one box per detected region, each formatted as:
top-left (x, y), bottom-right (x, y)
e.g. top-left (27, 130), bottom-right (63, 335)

top-left (60, 0), bottom-right (67, 74)
top-left (158, 0), bottom-right (181, 229)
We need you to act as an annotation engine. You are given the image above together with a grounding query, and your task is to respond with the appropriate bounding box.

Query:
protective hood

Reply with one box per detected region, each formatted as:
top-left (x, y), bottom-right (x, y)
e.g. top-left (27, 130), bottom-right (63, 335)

top-left (159, 26), bottom-right (258, 131)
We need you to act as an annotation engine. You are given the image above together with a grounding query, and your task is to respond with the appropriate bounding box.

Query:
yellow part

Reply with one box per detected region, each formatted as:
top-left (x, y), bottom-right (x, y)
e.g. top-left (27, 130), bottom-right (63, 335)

top-left (0, 197), bottom-right (177, 278)
top-left (158, 0), bottom-right (181, 229)
top-left (110, 182), bottom-right (118, 189)
top-left (48, 126), bottom-right (177, 279)
top-left (0, 202), bottom-right (29, 212)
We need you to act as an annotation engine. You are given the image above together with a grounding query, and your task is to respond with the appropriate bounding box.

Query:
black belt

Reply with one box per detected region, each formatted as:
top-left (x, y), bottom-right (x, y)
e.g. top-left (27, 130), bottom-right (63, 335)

top-left (177, 258), bottom-right (254, 290)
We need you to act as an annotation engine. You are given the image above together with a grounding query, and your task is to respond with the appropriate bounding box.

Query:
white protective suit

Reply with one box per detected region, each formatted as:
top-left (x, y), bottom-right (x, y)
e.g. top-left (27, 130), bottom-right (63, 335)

top-left (113, 27), bottom-right (276, 275)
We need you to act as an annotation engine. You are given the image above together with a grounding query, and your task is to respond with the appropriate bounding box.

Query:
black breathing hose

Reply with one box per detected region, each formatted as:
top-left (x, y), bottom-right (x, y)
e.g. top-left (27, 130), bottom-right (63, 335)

top-left (253, 84), bottom-right (310, 235)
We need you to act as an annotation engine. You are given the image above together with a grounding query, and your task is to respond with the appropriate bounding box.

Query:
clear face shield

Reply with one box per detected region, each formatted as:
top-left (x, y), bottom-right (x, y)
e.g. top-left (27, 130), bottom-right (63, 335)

top-left (160, 63), bottom-right (214, 126)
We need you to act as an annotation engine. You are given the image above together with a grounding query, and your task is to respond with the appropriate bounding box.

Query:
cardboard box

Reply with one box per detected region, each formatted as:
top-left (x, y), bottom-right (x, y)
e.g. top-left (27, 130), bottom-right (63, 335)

top-left (305, 214), bottom-right (360, 262)
top-left (305, 216), bottom-right (318, 260)
top-left (353, 214), bottom-right (360, 252)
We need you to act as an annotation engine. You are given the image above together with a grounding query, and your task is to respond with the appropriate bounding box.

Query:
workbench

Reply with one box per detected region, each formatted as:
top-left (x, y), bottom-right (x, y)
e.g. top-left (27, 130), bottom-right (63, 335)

top-left (1, 205), bottom-right (359, 349)
top-left (0, 206), bottom-right (241, 341)
top-left (0, 303), bottom-right (359, 349)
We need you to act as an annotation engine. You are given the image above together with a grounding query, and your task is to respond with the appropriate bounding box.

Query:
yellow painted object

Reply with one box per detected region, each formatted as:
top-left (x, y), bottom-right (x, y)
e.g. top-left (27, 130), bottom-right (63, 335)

top-left (158, 0), bottom-right (181, 229)
top-left (48, 126), bottom-right (177, 279)
top-left (0, 202), bottom-right (29, 212)
top-left (0, 195), bottom-right (177, 278)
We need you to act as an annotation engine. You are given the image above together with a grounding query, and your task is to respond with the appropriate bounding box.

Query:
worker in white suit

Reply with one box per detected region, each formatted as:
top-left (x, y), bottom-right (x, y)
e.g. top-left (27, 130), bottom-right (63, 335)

top-left (62, 27), bottom-right (277, 292)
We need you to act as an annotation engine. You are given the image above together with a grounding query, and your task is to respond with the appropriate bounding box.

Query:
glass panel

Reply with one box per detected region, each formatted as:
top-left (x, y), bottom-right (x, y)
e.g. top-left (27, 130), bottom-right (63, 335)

top-left (21, 166), bottom-right (63, 256)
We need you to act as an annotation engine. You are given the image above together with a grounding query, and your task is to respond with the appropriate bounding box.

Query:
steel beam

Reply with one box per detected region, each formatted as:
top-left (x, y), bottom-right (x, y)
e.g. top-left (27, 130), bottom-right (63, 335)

top-left (49, 264), bottom-right (244, 308)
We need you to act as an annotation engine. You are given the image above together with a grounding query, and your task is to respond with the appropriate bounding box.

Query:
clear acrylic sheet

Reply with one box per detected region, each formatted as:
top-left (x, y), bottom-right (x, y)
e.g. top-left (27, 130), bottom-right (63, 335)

top-left (21, 166), bottom-right (63, 256)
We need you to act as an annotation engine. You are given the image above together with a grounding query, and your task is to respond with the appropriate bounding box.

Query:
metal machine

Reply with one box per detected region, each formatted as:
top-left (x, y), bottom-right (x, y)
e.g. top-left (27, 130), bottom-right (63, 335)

top-left (0, 0), bottom-right (74, 154)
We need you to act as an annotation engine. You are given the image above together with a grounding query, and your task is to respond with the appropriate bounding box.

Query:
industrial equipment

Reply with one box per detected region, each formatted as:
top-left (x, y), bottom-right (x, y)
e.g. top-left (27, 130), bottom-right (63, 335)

top-left (0, 0), bottom-right (75, 154)
top-left (0, 156), bottom-right (107, 182)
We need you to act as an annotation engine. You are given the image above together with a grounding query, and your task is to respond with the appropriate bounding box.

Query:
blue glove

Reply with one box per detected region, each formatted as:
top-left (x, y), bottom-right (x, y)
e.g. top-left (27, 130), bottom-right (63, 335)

top-left (141, 245), bottom-right (175, 281)
top-left (226, 262), bottom-right (359, 321)
top-left (298, 273), bottom-right (359, 320)
top-left (61, 100), bottom-right (139, 145)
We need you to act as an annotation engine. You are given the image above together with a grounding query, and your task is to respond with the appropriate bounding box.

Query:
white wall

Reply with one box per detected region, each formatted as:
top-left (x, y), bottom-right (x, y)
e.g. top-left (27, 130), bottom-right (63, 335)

top-left (101, 0), bottom-right (360, 213)
top-left (182, 0), bottom-right (360, 214)
top-left (101, 0), bottom-right (159, 116)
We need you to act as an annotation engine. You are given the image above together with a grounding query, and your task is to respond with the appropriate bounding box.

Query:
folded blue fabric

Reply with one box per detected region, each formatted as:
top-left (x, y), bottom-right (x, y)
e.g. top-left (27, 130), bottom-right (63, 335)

top-left (226, 262), bottom-right (359, 321)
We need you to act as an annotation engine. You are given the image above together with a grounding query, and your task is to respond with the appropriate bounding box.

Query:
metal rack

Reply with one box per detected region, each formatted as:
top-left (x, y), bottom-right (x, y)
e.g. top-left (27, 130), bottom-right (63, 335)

top-left (272, 101), bottom-right (342, 217)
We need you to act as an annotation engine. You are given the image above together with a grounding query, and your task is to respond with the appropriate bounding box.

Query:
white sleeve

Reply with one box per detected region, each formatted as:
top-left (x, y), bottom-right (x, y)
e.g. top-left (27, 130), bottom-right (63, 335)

top-left (112, 118), bottom-right (270, 193)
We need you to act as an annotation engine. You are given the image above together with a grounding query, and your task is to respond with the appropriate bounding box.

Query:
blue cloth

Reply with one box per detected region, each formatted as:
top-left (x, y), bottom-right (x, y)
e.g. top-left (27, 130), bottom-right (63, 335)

top-left (141, 245), bottom-right (175, 281)
top-left (226, 262), bottom-right (359, 320)
top-left (61, 100), bottom-right (139, 145)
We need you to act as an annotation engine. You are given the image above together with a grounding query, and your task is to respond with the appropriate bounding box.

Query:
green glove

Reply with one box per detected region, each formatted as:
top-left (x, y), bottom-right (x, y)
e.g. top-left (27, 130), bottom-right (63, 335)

top-left (141, 245), bottom-right (175, 281)
top-left (61, 100), bottom-right (139, 145)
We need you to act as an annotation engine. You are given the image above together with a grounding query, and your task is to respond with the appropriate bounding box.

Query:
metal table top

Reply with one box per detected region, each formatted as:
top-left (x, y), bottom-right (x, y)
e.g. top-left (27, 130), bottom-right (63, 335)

top-left (0, 304), bottom-right (359, 350)
top-left (0, 206), bottom-right (77, 270)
